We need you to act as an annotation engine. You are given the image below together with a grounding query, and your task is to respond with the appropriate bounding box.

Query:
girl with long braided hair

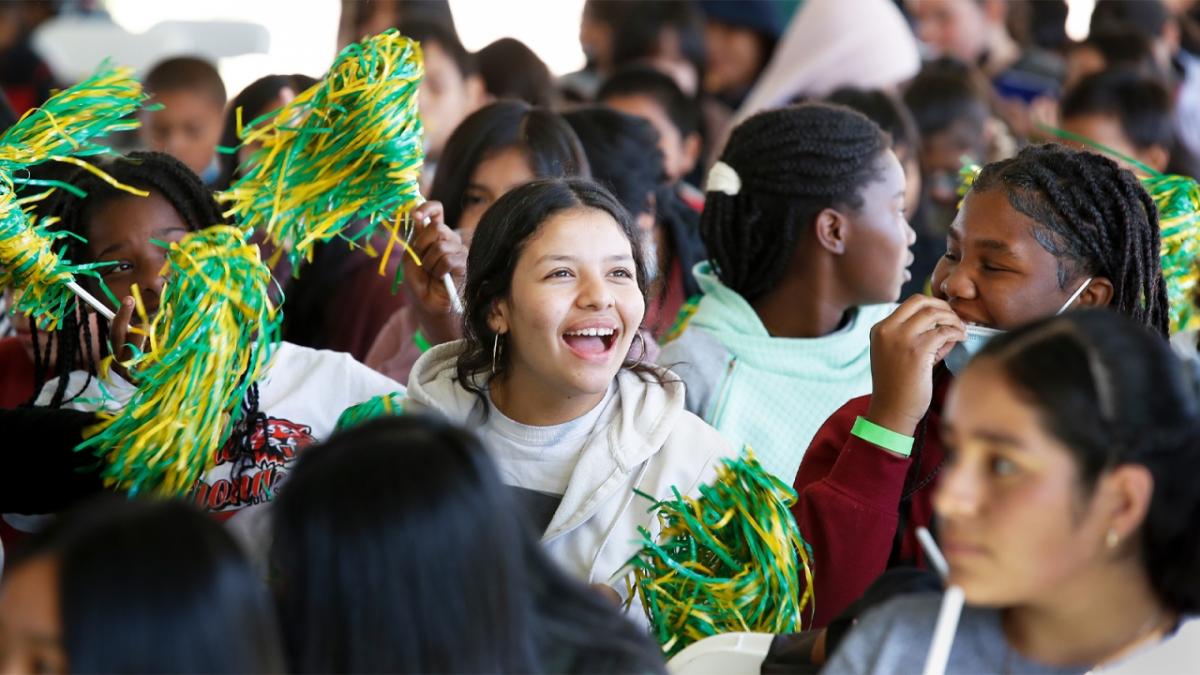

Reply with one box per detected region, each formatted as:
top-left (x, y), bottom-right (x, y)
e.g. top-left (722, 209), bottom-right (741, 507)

top-left (658, 102), bottom-right (915, 482)
top-left (792, 142), bottom-right (1170, 629)
top-left (3, 152), bottom-right (401, 551)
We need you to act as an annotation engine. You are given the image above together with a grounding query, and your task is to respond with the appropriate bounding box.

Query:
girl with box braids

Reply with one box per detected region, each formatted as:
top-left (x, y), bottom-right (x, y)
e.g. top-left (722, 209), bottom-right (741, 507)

top-left (970, 143), bottom-right (1169, 336)
top-left (700, 102), bottom-right (891, 304)
top-left (34, 151), bottom-right (225, 408)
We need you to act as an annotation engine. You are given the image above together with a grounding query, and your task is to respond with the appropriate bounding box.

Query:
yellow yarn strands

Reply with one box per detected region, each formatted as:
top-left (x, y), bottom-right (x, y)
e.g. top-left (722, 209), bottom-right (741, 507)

top-left (628, 449), bottom-right (815, 657)
top-left (1144, 173), bottom-right (1200, 334)
top-left (0, 62), bottom-right (148, 329)
top-left (78, 226), bottom-right (280, 497)
top-left (220, 30), bottom-right (424, 274)
top-left (333, 391), bottom-right (406, 431)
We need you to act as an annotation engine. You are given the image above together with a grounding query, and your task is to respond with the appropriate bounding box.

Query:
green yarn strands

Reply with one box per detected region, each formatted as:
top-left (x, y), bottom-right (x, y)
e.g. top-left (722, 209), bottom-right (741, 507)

top-left (334, 391), bottom-right (406, 431)
top-left (79, 226), bottom-right (280, 497)
top-left (220, 30), bottom-right (425, 270)
top-left (0, 181), bottom-right (112, 330)
top-left (0, 62), bottom-right (145, 170)
top-left (0, 62), bottom-right (149, 329)
top-left (629, 450), bottom-right (814, 657)
top-left (1144, 173), bottom-right (1200, 334)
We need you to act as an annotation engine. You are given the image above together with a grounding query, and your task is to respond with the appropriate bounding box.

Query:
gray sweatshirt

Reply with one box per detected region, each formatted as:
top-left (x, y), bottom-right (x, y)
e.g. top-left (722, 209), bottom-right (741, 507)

top-left (824, 593), bottom-right (1198, 675)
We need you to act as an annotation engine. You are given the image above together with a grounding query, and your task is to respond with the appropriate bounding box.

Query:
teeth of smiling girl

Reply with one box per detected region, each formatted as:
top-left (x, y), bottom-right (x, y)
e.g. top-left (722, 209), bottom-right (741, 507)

top-left (565, 328), bottom-right (614, 337)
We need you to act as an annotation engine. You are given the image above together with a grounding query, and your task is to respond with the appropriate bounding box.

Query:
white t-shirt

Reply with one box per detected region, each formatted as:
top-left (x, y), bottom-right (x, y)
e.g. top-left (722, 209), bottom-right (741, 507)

top-left (18, 342), bottom-right (401, 526)
top-left (480, 384), bottom-right (618, 497)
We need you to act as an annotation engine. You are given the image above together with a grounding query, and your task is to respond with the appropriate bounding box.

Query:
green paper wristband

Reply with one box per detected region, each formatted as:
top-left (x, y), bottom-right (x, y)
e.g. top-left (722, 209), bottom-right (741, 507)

top-left (412, 329), bottom-right (432, 353)
top-left (851, 416), bottom-right (914, 457)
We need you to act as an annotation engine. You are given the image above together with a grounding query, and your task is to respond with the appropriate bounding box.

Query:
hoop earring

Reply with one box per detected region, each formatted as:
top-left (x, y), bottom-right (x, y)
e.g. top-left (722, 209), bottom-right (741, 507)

top-left (630, 330), bottom-right (646, 365)
top-left (491, 333), bottom-right (503, 375)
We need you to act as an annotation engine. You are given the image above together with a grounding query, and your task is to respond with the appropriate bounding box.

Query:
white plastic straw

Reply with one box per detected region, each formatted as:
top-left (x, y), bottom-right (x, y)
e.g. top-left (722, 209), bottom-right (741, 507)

top-left (442, 273), bottom-right (463, 314)
top-left (67, 279), bottom-right (115, 320)
top-left (921, 585), bottom-right (965, 675)
top-left (415, 202), bottom-right (462, 314)
top-left (917, 526), bottom-right (949, 579)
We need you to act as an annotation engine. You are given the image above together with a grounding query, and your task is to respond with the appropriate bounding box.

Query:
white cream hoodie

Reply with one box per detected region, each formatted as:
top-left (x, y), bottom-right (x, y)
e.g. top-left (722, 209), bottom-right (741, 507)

top-left (405, 341), bottom-right (737, 591)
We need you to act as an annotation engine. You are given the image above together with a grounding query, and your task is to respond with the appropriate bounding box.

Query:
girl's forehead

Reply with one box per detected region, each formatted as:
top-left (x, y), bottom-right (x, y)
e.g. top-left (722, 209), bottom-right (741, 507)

top-left (86, 191), bottom-right (187, 238)
top-left (959, 189), bottom-right (1042, 246)
top-left (523, 208), bottom-right (629, 252)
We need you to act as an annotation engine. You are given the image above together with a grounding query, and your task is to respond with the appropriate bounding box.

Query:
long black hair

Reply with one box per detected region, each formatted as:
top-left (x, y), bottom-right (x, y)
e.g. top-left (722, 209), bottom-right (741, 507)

top-left (429, 100), bottom-right (589, 230)
top-left (701, 102), bottom-right (890, 303)
top-left (35, 151), bottom-right (224, 408)
top-left (270, 415), bottom-right (665, 674)
top-left (10, 496), bottom-right (285, 673)
top-left (456, 178), bottom-right (656, 406)
top-left (974, 309), bottom-right (1200, 614)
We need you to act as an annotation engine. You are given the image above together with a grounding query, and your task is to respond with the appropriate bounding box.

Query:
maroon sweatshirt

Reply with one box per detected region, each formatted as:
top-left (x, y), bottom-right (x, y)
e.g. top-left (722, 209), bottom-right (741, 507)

top-left (791, 369), bottom-right (953, 628)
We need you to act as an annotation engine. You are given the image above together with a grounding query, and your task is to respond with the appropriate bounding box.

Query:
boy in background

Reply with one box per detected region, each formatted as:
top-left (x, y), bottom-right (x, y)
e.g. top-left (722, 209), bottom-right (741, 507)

top-left (141, 57), bottom-right (226, 186)
top-left (1060, 68), bottom-right (1174, 174)
top-left (404, 21), bottom-right (485, 189)
top-left (598, 66), bottom-right (704, 208)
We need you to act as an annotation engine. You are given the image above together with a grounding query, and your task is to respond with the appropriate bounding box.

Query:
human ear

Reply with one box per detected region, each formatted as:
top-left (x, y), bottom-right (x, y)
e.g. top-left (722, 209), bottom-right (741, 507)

top-left (487, 298), bottom-right (510, 335)
top-left (1077, 276), bottom-right (1114, 309)
top-left (465, 74), bottom-right (488, 110)
top-left (1095, 464), bottom-right (1154, 551)
top-left (813, 208), bottom-right (847, 255)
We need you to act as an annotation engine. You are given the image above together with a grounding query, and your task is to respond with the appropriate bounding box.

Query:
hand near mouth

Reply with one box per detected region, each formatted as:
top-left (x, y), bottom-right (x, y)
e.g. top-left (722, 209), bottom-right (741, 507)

top-left (866, 295), bottom-right (966, 437)
top-left (108, 296), bottom-right (149, 383)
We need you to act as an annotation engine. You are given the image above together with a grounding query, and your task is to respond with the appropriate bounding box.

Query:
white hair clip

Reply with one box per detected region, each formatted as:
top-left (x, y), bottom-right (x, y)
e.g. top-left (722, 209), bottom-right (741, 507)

top-left (705, 161), bottom-right (742, 196)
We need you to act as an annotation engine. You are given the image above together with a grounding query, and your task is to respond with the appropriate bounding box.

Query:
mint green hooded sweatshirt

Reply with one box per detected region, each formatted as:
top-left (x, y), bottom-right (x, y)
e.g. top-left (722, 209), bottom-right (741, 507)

top-left (657, 262), bottom-right (893, 481)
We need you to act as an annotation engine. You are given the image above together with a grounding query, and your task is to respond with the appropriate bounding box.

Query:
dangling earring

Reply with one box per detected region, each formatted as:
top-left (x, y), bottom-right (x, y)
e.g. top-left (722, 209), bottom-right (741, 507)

top-left (491, 333), bottom-right (503, 375)
top-left (1106, 528), bottom-right (1120, 549)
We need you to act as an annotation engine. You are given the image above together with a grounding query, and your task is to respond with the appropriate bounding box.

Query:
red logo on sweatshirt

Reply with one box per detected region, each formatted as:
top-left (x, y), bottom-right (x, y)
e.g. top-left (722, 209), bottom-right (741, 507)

top-left (189, 417), bottom-right (315, 514)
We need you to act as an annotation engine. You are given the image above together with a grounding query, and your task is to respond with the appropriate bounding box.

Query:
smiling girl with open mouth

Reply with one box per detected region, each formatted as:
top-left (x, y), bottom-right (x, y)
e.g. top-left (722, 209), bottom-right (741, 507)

top-left (404, 178), bottom-right (735, 604)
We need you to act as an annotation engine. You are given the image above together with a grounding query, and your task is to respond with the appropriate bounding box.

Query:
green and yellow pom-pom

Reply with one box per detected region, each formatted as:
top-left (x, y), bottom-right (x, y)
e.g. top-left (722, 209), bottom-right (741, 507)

top-left (79, 226), bottom-right (280, 497)
top-left (334, 391), bottom-right (406, 431)
top-left (0, 61), bottom-right (149, 329)
top-left (0, 61), bottom-right (146, 172)
top-left (957, 158), bottom-right (981, 202)
top-left (220, 29), bottom-right (425, 272)
top-left (629, 450), bottom-right (814, 657)
top-left (0, 181), bottom-right (107, 330)
top-left (1144, 173), bottom-right (1200, 334)
top-left (661, 294), bottom-right (702, 345)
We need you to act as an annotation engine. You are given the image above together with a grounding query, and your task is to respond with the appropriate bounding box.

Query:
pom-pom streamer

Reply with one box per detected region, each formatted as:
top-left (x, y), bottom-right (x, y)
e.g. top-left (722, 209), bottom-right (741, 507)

top-left (334, 391), bottom-right (406, 431)
top-left (628, 450), bottom-right (814, 657)
top-left (220, 30), bottom-right (425, 271)
top-left (78, 226), bottom-right (280, 497)
top-left (0, 62), bottom-right (148, 328)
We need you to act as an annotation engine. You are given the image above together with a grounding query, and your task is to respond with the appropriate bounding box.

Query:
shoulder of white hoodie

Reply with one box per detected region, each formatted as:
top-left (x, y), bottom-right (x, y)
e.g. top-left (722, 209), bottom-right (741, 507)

top-left (405, 340), bottom-right (735, 521)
